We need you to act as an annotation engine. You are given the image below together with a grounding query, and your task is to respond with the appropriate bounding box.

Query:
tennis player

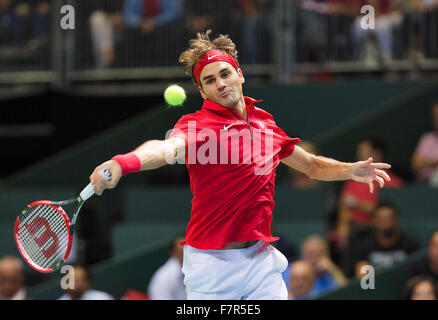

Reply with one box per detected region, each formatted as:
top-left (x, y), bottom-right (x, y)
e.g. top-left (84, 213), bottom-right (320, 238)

top-left (89, 30), bottom-right (391, 300)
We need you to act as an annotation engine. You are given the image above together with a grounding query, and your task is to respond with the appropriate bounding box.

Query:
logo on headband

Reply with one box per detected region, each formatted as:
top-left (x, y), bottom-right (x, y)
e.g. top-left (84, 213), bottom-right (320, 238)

top-left (193, 50), bottom-right (238, 86)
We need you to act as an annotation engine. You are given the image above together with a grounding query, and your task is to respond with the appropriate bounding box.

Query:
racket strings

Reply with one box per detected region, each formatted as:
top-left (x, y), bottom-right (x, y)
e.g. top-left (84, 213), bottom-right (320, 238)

top-left (20, 207), bottom-right (67, 269)
top-left (17, 205), bottom-right (70, 270)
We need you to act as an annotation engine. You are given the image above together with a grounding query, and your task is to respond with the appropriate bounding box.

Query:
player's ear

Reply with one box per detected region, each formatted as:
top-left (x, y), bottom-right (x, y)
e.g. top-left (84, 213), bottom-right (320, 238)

top-left (198, 84), bottom-right (207, 100)
top-left (237, 68), bottom-right (245, 84)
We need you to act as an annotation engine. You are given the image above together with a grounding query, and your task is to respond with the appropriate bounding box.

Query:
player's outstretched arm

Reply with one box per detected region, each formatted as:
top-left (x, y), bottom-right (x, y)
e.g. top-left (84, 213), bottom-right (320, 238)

top-left (90, 137), bottom-right (185, 195)
top-left (281, 145), bottom-right (391, 193)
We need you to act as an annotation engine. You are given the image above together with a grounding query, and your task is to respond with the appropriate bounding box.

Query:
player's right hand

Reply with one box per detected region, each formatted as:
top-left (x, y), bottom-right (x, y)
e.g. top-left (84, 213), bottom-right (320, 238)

top-left (90, 160), bottom-right (123, 195)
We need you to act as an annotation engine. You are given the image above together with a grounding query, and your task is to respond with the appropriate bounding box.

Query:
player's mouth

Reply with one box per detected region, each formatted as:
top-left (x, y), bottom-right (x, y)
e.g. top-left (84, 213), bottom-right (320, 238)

top-left (219, 90), bottom-right (230, 98)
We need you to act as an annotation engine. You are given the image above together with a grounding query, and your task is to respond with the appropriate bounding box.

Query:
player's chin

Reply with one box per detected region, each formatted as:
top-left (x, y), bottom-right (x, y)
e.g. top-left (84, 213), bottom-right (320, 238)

top-left (217, 94), bottom-right (237, 107)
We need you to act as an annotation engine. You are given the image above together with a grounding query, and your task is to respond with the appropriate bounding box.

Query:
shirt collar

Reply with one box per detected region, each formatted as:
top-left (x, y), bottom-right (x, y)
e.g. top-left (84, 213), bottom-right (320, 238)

top-left (202, 96), bottom-right (263, 114)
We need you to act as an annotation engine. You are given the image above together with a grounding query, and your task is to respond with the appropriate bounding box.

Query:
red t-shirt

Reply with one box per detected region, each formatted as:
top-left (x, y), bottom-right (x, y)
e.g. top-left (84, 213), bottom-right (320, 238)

top-left (169, 97), bottom-right (301, 249)
top-left (341, 171), bottom-right (404, 224)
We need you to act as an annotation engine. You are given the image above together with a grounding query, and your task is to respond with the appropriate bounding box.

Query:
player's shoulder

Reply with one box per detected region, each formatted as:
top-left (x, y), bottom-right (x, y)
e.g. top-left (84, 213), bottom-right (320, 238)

top-left (252, 104), bottom-right (275, 122)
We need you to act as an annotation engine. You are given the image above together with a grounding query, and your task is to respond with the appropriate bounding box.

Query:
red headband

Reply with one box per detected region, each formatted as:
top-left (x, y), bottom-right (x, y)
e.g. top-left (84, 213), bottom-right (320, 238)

top-left (193, 50), bottom-right (238, 86)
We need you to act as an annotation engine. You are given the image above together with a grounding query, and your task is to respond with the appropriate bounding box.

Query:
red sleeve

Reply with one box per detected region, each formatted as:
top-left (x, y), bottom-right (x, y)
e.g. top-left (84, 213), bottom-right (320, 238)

top-left (168, 113), bottom-right (203, 164)
top-left (168, 115), bottom-right (190, 145)
top-left (273, 124), bottom-right (301, 160)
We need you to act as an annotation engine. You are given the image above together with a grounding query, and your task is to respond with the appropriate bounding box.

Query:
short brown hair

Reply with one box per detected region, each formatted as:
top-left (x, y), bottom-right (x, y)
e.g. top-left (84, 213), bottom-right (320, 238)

top-left (179, 30), bottom-right (240, 85)
top-left (404, 275), bottom-right (438, 299)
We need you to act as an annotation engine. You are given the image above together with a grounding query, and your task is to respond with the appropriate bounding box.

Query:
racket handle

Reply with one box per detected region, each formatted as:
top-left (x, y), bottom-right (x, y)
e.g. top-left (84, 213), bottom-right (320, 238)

top-left (80, 183), bottom-right (95, 201)
top-left (79, 169), bottom-right (112, 201)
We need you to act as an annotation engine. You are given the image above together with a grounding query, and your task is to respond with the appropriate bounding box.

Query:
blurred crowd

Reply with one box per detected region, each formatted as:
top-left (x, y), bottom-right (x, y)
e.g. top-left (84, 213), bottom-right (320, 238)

top-left (296, 0), bottom-right (438, 64)
top-left (1, 229), bottom-right (438, 300)
top-left (280, 99), bottom-right (438, 299)
top-left (1, 0), bottom-right (438, 71)
top-left (0, 0), bottom-right (50, 70)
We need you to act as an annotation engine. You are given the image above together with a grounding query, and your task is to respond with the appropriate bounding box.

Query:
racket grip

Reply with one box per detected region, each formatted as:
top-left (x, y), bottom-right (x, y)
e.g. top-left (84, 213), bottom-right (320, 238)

top-left (80, 183), bottom-right (95, 201)
top-left (79, 169), bottom-right (112, 201)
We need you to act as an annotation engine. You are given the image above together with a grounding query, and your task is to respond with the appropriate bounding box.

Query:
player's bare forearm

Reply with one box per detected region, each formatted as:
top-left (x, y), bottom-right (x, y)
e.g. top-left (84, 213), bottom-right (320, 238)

top-left (308, 155), bottom-right (353, 181)
top-left (133, 139), bottom-right (177, 171)
top-left (91, 137), bottom-right (184, 195)
top-left (282, 145), bottom-right (391, 193)
top-left (281, 146), bottom-right (352, 181)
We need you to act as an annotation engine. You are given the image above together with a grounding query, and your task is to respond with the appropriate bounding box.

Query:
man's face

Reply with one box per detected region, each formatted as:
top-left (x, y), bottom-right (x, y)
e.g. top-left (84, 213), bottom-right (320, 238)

top-left (0, 264), bottom-right (23, 299)
top-left (66, 267), bottom-right (90, 299)
top-left (374, 206), bottom-right (398, 236)
top-left (411, 281), bottom-right (436, 300)
top-left (302, 240), bottom-right (326, 270)
top-left (356, 141), bottom-right (383, 162)
top-left (198, 61), bottom-right (244, 108)
top-left (0, 0), bottom-right (11, 11)
top-left (289, 262), bottom-right (314, 298)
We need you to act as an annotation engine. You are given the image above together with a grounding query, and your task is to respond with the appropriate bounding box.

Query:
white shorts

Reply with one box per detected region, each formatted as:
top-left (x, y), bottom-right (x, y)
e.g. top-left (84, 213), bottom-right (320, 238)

top-left (182, 240), bottom-right (288, 300)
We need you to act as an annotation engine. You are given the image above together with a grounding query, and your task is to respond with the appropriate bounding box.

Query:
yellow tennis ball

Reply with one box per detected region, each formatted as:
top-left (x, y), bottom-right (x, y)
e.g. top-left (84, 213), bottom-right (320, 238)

top-left (164, 84), bottom-right (186, 107)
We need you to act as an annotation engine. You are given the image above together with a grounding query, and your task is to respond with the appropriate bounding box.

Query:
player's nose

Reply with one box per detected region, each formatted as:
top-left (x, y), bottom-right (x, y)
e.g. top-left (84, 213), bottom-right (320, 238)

top-left (216, 78), bottom-right (226, 91)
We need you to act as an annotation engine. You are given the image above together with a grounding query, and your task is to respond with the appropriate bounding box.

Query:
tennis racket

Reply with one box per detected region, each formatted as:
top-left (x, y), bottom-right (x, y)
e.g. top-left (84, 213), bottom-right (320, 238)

top-left (14, 169), bottom-right (112, 273)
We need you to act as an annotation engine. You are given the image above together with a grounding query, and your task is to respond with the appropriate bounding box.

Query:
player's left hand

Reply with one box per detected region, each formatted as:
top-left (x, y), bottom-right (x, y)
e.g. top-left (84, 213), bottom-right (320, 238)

top-left (350, 157), bottom-right (391, 194)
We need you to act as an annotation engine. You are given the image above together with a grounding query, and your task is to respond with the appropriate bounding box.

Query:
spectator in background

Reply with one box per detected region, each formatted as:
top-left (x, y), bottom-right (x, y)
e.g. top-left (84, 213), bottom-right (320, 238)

top-left (302, 235), bottom-right (347, 293)
top-left (0, 256), bottom-right (28, 300)
top-left (33, 1), bottom-right (49, 37)
top-left (411, 101), bottom-right (438, 186)
top-left (238, 0), bottom-right (274, 65)
top-left (351, 0), bottom-right (403, 64)
top-left (0, 0), bottom-right (26, 47)
top-left (89, 1), bottom-right (123, 69)
top-left (335, 136), bottom-right (403, 253)
top-left (409, 230), bottom-right (438, 282)
top-left (122, 0), bottom-right (183, 66)
top-left (184, 0), bottom-right (212, 36)
top-left (147, 235), bottom-right (186, 300)
top-left (325, 0), bottom-right (355, 62)
top-left (284, 140), bottom-right (341, 260)
top-left (0, 0), bottom-right (50, 69)
top-left (401, 0), bottom-right (426, 62)
top-left (341, 201), bottom-right (420, 277)
top-left (284, 235), bottom-right (347, 296)
top-left (184, 1), bottom-right (241, 60)
top-left (412, 0), bottom-right (438, 59)
top-left (404, 275), bottom-right (438, 300)
top-left (296, 0), bottom-right (328, 63)
top-left (58, 264), bottom-right (114, 300)
top-left (123, 0), bottom-right (183, 33)
top-left (353, 260), bottom-right (370, 279)
top-left (287, 260), bottom-right (317, 300)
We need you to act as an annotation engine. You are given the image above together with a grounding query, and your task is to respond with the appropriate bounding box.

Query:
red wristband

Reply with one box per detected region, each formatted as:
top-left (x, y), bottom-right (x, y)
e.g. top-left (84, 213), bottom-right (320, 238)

top-left (111, 153), bottom-right (141, 176)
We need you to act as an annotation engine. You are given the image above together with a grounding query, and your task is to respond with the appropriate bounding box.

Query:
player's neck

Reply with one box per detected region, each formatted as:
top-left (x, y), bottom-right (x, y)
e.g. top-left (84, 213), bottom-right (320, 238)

top-left (232, 96), bottom-right (247, 121)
